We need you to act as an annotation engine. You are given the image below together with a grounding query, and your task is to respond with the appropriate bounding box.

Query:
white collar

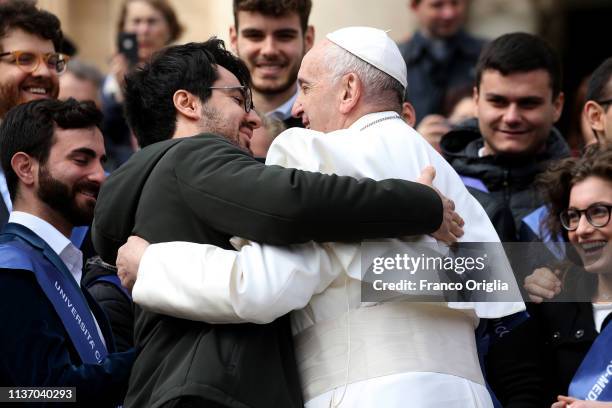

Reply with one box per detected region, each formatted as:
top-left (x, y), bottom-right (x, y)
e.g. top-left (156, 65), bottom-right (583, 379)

top-left (267, 86), bottom-right (299, 121)
top-left (9, 211), bottom-right (83, 284)
top-left (9, 211), bottom-right (72, 256)
top-left (349, 111), bottom-right (403, 132)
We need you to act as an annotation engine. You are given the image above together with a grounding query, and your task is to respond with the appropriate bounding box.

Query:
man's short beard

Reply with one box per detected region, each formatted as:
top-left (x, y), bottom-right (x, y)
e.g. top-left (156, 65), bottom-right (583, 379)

top-left (37, 166), bottom-right (96, 227)
top-left (252, 70), bottom-right (298, 96)
top-left (0, 77), bottom-right (60, 118)
top-left (200, 104), bottom-right (241, 148)
top-left (0, 82), bottom-right (21, 118)
top-left (251, 59), bottom-right (301, 96)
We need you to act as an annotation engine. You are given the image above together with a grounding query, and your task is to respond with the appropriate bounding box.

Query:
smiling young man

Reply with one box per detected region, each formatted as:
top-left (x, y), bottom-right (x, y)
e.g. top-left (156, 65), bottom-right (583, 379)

top-left (0, 98), bottom-right (135, 406)
top-left (0, 2), bottom-right (67, 226)
top-left (441, 32), bottom-right (570, 240)
top-left (0, 4), bottom-right (62, 116)
top-left (230, 0), bottom-right (313, 121)
top-left (230, 0), bottom-right (314, 157)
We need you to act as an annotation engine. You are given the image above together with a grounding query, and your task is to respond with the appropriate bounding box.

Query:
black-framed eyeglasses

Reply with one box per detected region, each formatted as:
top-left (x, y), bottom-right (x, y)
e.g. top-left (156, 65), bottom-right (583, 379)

top-left (0, 50), bottom-right (70, 74)
top-left (560, 203), bottom-right (612, 231)
top-left (207, 85), bottom-right (253, 113)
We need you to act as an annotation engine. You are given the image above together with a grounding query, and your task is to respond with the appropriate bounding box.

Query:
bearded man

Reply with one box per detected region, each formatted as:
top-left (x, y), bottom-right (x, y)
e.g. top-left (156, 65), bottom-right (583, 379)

top-left (0, 98), bottom-right (135, 406)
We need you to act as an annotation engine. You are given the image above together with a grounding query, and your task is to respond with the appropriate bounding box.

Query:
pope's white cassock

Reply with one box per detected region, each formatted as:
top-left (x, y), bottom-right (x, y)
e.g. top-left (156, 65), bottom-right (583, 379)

top-left (132, 111), bottom-right (525, 407)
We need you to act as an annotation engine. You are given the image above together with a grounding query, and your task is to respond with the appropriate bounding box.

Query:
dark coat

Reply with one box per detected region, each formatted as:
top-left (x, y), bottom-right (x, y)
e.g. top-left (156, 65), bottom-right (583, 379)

top-left (529, 269), bottom-right (612, 405)
top-left (398, 30), bottom-right (485, 124)
top-left (487, 266), bottom-right (612, 408)
top-left (0, 223), bottom-right (136, 407)
top-left (485, 317), bottom-right (548, 408)
top-left (82, 257), bottom-right (134, 352)
top-left (441, 118), bottom-right (570, 241)
top-left (531, 302), bottom-right (600, 404)
top-left (92, 133), bottom-right (445, 408)
top-left (100, 77), bottom-right (133, 168)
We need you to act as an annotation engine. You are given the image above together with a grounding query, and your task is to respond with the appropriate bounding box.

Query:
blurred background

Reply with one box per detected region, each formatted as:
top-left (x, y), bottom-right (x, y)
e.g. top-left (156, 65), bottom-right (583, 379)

top-left (38, 0), bottom-right (612, 135)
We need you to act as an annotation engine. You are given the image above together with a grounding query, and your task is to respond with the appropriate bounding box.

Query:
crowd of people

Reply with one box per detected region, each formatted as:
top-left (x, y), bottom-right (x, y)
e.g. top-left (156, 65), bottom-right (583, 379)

top-left (0, 0), bottom-right (610, 407)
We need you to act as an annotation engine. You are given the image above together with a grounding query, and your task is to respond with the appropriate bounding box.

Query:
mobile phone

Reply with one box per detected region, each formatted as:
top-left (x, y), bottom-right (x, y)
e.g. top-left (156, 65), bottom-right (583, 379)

top-left (117, 32), bottom-right (139, 65)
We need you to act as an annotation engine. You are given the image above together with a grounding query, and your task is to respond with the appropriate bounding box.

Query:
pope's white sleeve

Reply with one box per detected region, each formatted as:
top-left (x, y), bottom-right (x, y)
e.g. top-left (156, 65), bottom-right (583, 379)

top-left (132, 241), bottom-right (342, 324)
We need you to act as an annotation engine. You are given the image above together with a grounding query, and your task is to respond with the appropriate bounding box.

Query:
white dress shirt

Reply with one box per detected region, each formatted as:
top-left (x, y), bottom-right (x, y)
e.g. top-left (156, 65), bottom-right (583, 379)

top-left (593, 302), bottom-right (612, 333)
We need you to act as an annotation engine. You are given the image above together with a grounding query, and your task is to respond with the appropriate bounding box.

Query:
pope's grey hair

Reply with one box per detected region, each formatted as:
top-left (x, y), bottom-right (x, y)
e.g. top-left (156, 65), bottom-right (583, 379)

top-left (322, 42), bottom-right (405, 111)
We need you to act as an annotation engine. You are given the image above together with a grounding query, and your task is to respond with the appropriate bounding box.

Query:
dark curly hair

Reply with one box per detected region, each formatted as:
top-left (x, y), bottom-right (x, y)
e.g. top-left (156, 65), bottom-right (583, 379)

top-left (124, 39), bottom-right (252, 147)
top-left (538, 144), bottom-right (612, 238)
top-left (0, 1), bottom-right (63, 52)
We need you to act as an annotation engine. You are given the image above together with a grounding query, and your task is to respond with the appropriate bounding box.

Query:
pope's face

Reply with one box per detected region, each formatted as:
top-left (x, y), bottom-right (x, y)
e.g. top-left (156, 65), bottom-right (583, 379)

top-left (291, 42), bottom-right (343, 132)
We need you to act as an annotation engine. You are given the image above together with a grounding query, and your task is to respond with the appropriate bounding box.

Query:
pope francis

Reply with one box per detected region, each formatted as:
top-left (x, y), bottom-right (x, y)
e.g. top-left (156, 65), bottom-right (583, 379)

top-left (117, 27), bottom-right (524, 408)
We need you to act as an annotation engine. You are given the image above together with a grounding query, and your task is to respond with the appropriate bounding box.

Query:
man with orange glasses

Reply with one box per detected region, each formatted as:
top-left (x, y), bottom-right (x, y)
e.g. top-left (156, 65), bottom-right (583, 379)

top-left (0, 1), bottom-right (70, 227)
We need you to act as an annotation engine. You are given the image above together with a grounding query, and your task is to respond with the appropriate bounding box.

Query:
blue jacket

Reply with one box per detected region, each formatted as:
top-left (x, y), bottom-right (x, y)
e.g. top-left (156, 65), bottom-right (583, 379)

top-left (0, 223), bottom-right (135, 407)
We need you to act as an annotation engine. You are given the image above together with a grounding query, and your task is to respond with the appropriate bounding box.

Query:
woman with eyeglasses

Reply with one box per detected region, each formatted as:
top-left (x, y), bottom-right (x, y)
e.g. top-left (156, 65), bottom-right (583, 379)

top-left (101, 0), bottom-right (183, 169)
top-left (519, 145), bottom-right (612, 407)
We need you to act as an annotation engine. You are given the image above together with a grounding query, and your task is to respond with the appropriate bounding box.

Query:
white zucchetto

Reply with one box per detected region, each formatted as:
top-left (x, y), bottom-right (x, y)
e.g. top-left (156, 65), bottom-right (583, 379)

top-left (326, 26), bottom-right (408, 90)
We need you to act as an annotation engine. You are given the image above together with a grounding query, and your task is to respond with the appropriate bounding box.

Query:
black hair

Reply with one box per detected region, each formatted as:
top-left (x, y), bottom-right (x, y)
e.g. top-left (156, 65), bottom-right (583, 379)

top-left (586, 57), bottom-right (612, 105)
top-left (233, 0), bottom-right (312, 32)
top-left (0, 1), bottom-right (63, 52)
top-left (124, 38), bottom-right (251, 147)
top-left (0, 98), bottom-right (102, 200)
top-left (476, 32), bottom-right (562, 99)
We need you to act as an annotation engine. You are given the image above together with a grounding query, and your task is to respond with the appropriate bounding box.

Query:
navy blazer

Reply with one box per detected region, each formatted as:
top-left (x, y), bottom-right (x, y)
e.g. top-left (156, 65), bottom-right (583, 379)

top-left (0, 223), bottom-right (135, 407)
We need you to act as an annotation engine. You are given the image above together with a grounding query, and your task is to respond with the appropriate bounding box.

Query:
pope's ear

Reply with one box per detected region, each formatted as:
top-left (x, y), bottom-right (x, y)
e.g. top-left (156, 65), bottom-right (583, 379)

top-left (338, 72), bottom-right (361, 114)
top-left (402, 102), bottom-right (416, 127)
top-left (173, 90), bottom-right (202, 121)
top-left (10, 152), bottom-right (36, 188)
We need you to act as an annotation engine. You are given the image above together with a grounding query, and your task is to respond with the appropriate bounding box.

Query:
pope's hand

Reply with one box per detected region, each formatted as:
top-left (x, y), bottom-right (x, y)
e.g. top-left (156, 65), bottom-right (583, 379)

top-left (416, 166), bottom-right (464, 244)
top-left (116, 235), bottom-right (151, 291)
